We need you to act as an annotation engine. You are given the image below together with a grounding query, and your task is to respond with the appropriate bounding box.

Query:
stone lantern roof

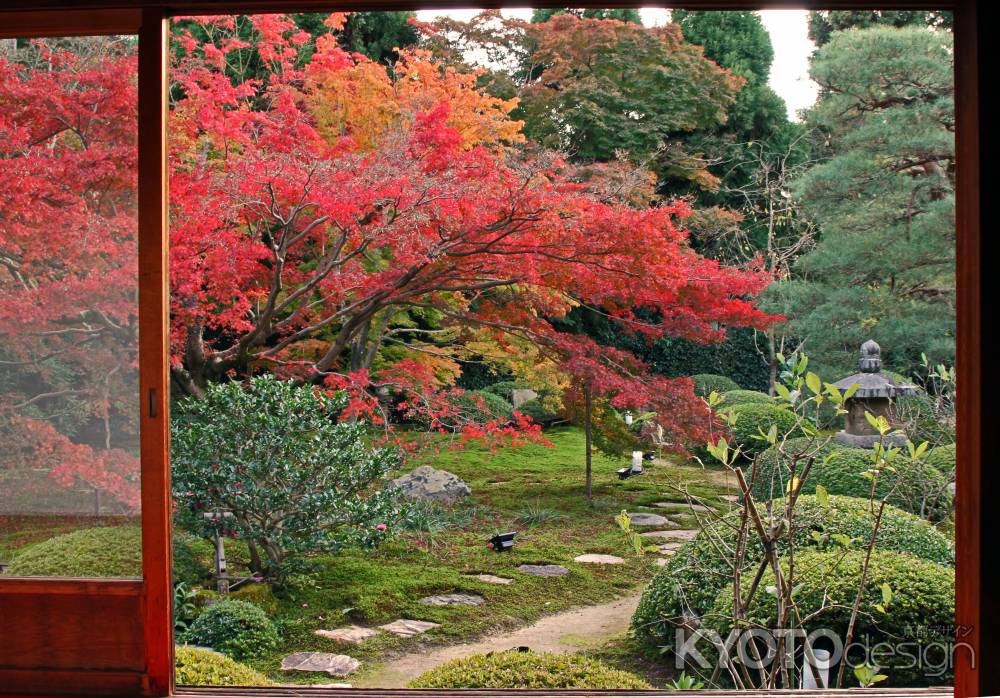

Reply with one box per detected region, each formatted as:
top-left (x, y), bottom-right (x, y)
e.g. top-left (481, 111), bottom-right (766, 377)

top-left (832, 340), bottom-right (917, 399)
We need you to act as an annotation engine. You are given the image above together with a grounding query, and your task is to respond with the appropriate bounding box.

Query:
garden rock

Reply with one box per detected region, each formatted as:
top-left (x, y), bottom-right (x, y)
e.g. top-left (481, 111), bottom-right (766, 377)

top-left (573, 554), bottom-right (625, 565)
top-left (657, 542), bottom-right (684, 553)
top-left (390, 466), bottom-right (470, 502)
top-left (640, 529), bottom-right (698, 541)
top-left (280, 652), bottom-right (360, 677)
top-left (655, 558), bottom-right (670, 567)
top-left (461, 573), bottom-right (512, 585)
top-left (379, 619), bottom-right (440, 637)
top-left (314, 626), bottom-right (378, 644)
top-left (518, 564), bottom-right (569, 577)
top-left (654, 502), bottom-right (714, 513)
top-left (418, 593), bottom-right (485, 606)
top-left (626, 513), bottom-right (673, 527)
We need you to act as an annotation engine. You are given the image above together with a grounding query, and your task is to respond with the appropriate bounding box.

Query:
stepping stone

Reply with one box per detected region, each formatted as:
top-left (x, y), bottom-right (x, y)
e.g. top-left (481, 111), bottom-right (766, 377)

top-left (641, 529), bottom-right (699, 541)
top-left (720, 494), bottom-right (741, 503)
top-left (657, 542), bottom-right (685, 553)
top-left (378, 619), bottom-right (440, 637)
top-left (654, 502), bottom-right (715, 513)
top-left (518, 563), bottom-right (569, 577)
top-left (573, 553), bottom-right (625, 565)
top-left (462, 573), bottom-right (513, 585)
top-left (656, 557), bottom-right (671, 567)
top-left (418, 593), bottom-right (485, 606)
top-left (314, 625), bottom-right (378, 644)
top-left (280, 652), bottom-right (360, 677)
top-left (626, 512), bottom-right (673, 527)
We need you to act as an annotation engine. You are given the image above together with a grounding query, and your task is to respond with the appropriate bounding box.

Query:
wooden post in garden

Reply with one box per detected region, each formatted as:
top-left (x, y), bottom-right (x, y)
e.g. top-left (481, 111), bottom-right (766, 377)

top-left (584, 383), bottom-right (592, 501)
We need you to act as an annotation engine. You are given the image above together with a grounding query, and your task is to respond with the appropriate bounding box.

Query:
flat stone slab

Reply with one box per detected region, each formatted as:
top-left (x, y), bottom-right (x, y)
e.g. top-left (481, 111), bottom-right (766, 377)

top-left (378, 619), bottom-right (440, 637)
top-left (626, 512), bottom-right (673, 527)
top-left (643, 529), bottom-right (699, 541)
top-left (655, 557), bottom-right (671, 566)
top-left (657, 542), bottom-right (685, 553)
top-left (314, 625), bottom-right (378, 644)
top-left (518, 564), bottom-right (569, 577)
top-left (280, 652), bottom-right (360, 677)
top-left (462, 574), bottom-right (513, 585)
top-left (573, 554), bottom-right (625, 565)
top-left (418, 593), bottom-right (485, 606)
top-left (640, 530), bottom-right (681, 539)
top-left (720, 494), bottom-right (741, 502)
top-left (654, 502), bottom-right (715, 513)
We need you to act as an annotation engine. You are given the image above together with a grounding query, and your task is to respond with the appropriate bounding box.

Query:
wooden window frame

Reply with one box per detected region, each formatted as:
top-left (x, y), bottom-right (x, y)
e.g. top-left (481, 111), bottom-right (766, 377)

top-left (0, 2), bottom-right (983, 696)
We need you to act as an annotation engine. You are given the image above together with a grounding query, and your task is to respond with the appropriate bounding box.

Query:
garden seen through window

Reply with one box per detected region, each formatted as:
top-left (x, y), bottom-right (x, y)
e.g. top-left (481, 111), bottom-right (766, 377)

top-left (0, 7), bottom-right (958, 692)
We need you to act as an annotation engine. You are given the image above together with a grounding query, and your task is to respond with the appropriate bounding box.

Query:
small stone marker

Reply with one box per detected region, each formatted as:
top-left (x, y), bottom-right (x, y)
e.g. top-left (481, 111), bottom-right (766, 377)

top-left (378, 619), bottom-right (440, 637)
top-left (518, 563), bottom-right (569, 577)
top-left (573, 553), bottom-right (625, 565)
top-left (314, 625), bottom-right (378, 644)
top-left (418, 593), bottom-right (485, 606)
top-left (626, 512), bottom-right (673, 527)
top-left (280, 652), bottom-right (360, 677)
top-left (461, 574), bottom-right (513, 585)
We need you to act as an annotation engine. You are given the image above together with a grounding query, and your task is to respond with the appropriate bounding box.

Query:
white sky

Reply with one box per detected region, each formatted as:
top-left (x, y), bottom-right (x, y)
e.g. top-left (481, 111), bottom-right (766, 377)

top-left (414, 8), bottom-right (819, 121)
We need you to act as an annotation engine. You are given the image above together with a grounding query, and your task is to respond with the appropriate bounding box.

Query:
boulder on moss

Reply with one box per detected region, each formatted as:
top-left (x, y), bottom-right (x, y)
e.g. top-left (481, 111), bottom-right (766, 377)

top-left (409, 651), bottom-right (649, 689)
top-left (390, 466), bottom-right (471, 502)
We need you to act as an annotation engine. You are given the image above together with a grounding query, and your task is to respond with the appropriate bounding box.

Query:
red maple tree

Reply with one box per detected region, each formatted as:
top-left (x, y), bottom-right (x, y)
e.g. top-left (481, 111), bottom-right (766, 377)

top-left (2, 16), bottom-right (778, 510)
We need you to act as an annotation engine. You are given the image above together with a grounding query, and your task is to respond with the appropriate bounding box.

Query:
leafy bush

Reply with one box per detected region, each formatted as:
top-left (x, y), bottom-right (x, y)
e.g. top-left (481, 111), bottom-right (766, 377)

top-left (631, 495), bottom-right (953, 649)
top-left (409, 651), bottom-right (649, 689)
top-left (173, 532), bottom-right (212, 585)
top-left (229, 583), bottom-right (279, 615)
top-left (726, 403), bottom-right (801, 456)
top-left (721, 389), bottom-right (772, 406)
top-left (895, 391), bottom-right (956, 445)
top-left (705, 549), bottom-right (955, 686)
top-left (456, 390), bottom-right (514, 423)
top-left (482, 381), bottom-right (527, 401)
top-left (752, 437), bottom-right (952, 518)
top-left (179, 599), bottom-right (279, 661)
top-left (4, 525), bottom-right (206, 581)
top-left (516, 397), bottom-right (561, 426)
top-left (691, 373), bottom-right (740, 396)
top-left (172, 375), bottom-right (401, 578)
top-left (174, 646), bottom-right (273, 686)
top-left (926, 442), bottom-right (956, 476)
top-left (399, 499), bottom-right (478, 533)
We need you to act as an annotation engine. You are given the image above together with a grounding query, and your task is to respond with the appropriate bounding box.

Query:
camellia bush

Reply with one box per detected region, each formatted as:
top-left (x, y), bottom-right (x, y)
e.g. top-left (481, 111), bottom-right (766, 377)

top-left (171, 375), bottom-right (401, 579)
top-left (179, 600), bottom-right (279, 662)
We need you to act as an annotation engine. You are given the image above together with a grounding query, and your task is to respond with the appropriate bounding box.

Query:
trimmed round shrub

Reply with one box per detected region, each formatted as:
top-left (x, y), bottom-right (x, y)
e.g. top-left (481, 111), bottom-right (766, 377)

top-left (631, 495), bottom-right (953, 649)
top-left (179, 599), bottom-right (279, 661)
top-left (926, 442), bottom-right (956, 476)
top-left (175, 646), bottom-right (272, 686)
top-left (704, 549), bottom-right (955, 686)
top-left (409, 651), bottom-right (649, 689)
top-left (752, 437), bottom-right (952, 518)
top-left (431, 389), bottom-right (513, 429)
top-left (4, 526), bottom-right (206, 582)
top-left (727, 403), bottom-right (801, 456)
top-left (691, 373), bottom-right (740, 397)
top-left (721, 389), bottom-right (772, 406)
top-left (482, 381), bottom-right (527, 401)
top-left (516, 397), bottom-right (560, 425)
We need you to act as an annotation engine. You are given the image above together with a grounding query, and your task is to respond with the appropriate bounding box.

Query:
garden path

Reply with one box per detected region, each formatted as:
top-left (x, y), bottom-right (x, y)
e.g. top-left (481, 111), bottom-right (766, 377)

top-left (351, 592), bottom-right (643, 688)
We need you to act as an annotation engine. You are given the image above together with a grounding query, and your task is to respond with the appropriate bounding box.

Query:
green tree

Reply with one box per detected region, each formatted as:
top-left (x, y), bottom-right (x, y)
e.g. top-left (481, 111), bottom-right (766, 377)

top-left (808, 10), bottom-right (952, 47)
top-left (336, 11), bottom-right (418, 64)
top-left (531, 8), bottom-right (642, 24)
top-left (771, 27), bottom-right (955, 377)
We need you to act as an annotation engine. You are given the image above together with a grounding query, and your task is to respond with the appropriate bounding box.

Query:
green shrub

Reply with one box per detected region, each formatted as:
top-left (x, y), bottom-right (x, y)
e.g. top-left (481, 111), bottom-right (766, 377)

top-left (516, 397), bottom-right (560, 425)
top-left (726, 403), bottom-right (801, 456)
top-left (179, 599), bottom-right (279, 661)
top-left (895, 391), bottom-right (956, 445)
top-left (409, 651), bottom-right (649, 689)
top-left (4, 526), bottom-right (206, 581)
top-left (173, 532), bottom-right (212, 585)
top-left (482, 381), bottom-right (526, 401)
top-left (174, 646), bottom-right (273, 686)
top-left (704, 549), bottom-right (954, 686)
top-left (721, 389), bottom-right (772, 406)
top-left (229, 583), bottom-right (279, 615)
top-left (631, 494), bottom-right (953, 649)
top-left (926, 442), bottom-right (956, 476)
top-left (691, 373), bottom-right (740, 397)
top-left (172, 375), bottom-right (401, 578)
top-left (752, 437), bottom-right (952, 518)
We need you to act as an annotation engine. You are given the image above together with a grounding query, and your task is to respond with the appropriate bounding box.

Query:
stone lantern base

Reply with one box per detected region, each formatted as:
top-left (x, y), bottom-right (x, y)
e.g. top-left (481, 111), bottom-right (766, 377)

top-left (834, 431), bottom-right (908, 449)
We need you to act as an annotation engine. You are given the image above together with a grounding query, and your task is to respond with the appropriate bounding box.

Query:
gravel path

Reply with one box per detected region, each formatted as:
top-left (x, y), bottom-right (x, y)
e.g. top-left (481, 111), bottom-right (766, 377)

top-left (352, 593), bottom-right (643, 688)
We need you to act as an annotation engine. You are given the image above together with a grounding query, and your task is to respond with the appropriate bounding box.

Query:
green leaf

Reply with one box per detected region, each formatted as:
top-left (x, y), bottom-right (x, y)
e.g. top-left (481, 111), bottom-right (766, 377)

top-left (805, 372), bottom-right (822, 395)
top-left (815, 484), bottom-right (830, 508)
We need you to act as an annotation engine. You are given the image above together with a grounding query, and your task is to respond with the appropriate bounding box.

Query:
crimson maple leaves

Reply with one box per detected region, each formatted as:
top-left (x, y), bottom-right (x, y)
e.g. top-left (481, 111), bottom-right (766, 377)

top-left (2, 15), bottom-right (777, 511)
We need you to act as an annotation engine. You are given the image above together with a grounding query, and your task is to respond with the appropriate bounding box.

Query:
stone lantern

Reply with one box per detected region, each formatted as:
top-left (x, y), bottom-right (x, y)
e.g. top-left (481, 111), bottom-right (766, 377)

top-left (832, 340), bottom-right (916, 448)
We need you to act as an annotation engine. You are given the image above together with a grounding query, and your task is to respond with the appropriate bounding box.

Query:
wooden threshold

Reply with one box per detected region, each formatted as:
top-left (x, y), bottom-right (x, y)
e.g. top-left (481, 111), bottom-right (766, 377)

top-left (176, 687), bottom-right (953, 697)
